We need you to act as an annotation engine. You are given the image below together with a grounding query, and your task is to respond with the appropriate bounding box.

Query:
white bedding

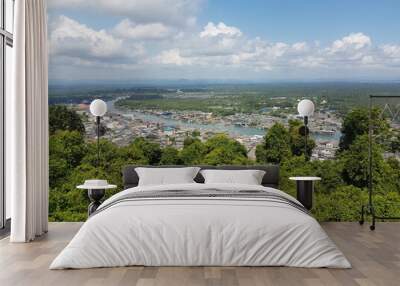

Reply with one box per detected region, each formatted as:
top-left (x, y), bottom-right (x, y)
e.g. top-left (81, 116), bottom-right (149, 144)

top-left (50, 183), bottom-right (351, 269)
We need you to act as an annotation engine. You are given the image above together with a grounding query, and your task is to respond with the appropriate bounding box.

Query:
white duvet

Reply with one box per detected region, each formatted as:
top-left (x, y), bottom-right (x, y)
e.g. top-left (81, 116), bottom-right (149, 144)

top-left (50, 183), bottom-right (351, 269)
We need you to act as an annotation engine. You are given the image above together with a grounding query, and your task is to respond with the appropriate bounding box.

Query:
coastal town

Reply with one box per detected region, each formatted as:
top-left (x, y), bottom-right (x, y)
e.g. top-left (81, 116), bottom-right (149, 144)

top-left (77, 102), bottom-right (342, 161)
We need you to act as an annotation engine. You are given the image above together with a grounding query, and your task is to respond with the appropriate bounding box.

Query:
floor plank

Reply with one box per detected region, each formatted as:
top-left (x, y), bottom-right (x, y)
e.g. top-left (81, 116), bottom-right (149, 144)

top-left (0, 222), bottom-right (398, 286)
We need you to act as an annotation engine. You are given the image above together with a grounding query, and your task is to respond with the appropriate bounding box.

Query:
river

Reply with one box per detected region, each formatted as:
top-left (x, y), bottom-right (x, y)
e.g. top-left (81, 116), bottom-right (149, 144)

top-left (106, 99), bottom-right (341, 142)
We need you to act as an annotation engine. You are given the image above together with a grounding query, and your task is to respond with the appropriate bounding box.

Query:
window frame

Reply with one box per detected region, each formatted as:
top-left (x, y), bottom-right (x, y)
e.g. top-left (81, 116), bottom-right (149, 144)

top-left (0, 0), bottom-right (13, 231)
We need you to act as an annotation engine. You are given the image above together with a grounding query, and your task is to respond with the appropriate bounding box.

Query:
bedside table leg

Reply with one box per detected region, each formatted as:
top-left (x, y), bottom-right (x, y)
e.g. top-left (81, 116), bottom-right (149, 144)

top-left (87, 189), bottom-right (105, 216)
top-left (296, 181), bottom-right (313, 210)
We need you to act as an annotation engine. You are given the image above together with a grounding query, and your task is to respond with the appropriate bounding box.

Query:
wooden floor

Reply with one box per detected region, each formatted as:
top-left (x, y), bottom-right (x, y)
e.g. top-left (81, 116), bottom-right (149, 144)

top-left (0, 222), bottom-right (399, 286)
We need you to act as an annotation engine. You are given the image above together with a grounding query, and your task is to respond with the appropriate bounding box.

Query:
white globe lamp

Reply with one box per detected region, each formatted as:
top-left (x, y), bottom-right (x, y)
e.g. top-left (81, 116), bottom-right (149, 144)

top-left (297, 99), bottom-right (315, 117)
top-left (90, 99), bottom-right (107, 117)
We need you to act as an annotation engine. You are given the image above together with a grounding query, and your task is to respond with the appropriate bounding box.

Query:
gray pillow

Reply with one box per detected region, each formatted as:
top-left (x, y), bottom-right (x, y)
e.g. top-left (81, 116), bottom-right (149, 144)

top-left (135, 167), bottom-right (201, 186)
top-left (200, 169), bottom-right (266, 185)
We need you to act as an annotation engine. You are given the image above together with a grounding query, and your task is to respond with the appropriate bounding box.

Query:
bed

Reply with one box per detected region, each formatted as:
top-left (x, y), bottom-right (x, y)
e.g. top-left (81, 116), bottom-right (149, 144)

top-left (50, 165), bottom-right (351, 269)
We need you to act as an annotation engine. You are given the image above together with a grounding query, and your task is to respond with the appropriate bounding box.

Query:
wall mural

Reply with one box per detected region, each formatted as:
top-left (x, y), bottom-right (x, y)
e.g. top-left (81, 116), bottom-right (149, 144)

top-left (47, 0), bottom-right (400, 222)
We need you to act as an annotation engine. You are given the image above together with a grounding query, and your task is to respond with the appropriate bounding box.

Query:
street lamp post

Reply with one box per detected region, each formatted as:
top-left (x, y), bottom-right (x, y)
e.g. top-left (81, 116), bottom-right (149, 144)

top-left (89, 99), bottom-right (107, 173)
top-left (297, 99), bottom-right (315, 161)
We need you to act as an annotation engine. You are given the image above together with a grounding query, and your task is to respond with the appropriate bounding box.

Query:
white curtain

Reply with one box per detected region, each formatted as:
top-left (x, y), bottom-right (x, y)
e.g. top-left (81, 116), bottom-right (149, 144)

top-left (7, 0), bottom-right (49, 242)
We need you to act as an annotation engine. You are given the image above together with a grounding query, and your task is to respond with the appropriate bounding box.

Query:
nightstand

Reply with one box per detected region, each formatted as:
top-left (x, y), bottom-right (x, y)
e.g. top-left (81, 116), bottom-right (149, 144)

top-left (77, 180), bottom-right (117, 216)
top-left (289, 177), bottom-right (321, 210)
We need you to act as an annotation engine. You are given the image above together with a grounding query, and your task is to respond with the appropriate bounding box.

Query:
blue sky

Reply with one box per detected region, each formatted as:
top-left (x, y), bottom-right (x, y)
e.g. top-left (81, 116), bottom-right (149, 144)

top-left (47, 0), bottom-right (400, 82)
top-left (201, 0), bottom-right (400, 44)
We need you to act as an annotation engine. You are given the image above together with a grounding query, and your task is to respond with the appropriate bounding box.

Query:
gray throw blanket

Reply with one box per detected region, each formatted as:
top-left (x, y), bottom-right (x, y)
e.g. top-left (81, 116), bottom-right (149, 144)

top-left (91, 189), bottom-right (309, 217)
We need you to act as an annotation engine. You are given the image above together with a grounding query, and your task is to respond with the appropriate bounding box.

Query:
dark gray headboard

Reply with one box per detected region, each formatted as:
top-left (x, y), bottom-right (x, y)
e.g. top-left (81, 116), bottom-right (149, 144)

top-left (122, 165), bottom-right (280, 189)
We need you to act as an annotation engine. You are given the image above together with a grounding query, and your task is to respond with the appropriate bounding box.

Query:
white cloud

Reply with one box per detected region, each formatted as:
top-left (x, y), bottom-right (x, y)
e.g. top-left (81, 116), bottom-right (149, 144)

top-left (113, 19), bottom-right (173, 40)
top-left (48, 0), bottom-right (201, 27)
top-left (200, 22), bottom-right (242, 38)
top-left (47, 8), bottom-right (400, 80)
top-left (361, 55), bottom-right (375, 65)
top-left (291, 56), bottom-right (325, 68)
top-left (382, 44), bottom-right (400, 58)
top-left (292, 42), bottom-right (308, 52)
top-left (49, 16), bottom-right (143, 64)
top-left (155, 30), bottom-right (397, 76)
top-left (155, 49), bottom-right (192, 66)
top-left (329, 32), bottom-right (371, 53)
top-left (151, 30), bottom-right (392, 75)
top-left (380, 44), bottom-right (400, 66)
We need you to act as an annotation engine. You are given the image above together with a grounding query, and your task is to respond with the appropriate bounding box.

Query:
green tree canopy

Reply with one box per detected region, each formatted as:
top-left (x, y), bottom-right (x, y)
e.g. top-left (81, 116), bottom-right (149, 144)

top-left (180, 134), bottom-right (249, 166)
top-left (180, 140), bottom-right (207, 165)
top-left (160, 147), bottom-right (181, 165)
top-left (49, 130), bottom-right (87, 187)
top-left (204, 134), bottom-right (247, 157)
top-left (255, 144), bottom-right (267, 164)
top-left (203, 146), bottom-right (249, 165)
top-left (49, 105), bottom-right (85, 135)
top-left (339, 107), bottom-right (389, 151)
top-left (340, 134), bottom-right (393, 189)
top-left (130, 137), bottom-right (162, 165)
top-left (256, 123), bottom-right (291, 164)
top-left (288, 119), bottom-right (316, 157)
top-left (191, 130), bottom-right (201, 138)
top-left (47, 105), bottom-right (400, 223)
top-left (183, 136), bottom-right (201, 148)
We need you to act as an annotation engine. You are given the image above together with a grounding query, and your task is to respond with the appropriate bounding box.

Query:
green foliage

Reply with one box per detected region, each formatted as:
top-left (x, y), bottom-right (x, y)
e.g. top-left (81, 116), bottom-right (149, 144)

top-left (180, 140), bottom-right (207, 165)
top-left (205, 134), bottom-right (247, 156)
top-left (116, 95), bottom-right (265, 116)
top-left (49, 105), bottom-right (85, 135)
top-left (310, 159), bottom-right (345, 193)
top-left (279, 156), bottom-right (316, 198)
top-left (183, 136), bottom-right (201, 148)
top-left (372, 191), bottom-right (400, 218)
top-left (49, 131), bottom-right (251, 221)
top-left (256, 121), bottom-right (317, 164)
top-left (49, 107), bottom-right (400, 223)
top-left (390, 133), bottom-right (400, 153)
top-left (386, 157), bottom-right (400, 190)
top-left (312, 186), bottom-right (366, 221)
top-left (180, 134), bottom-right (249, 166)
top-left (49, 130), bottom-right (87, 187)
top-left (339, 107), bottom-right (390, 151)
top-left (255, 144), bottom-right (267, 164)
top-left (203, 134), bottom-right (249, 165)
top-left (50, 130), bottom-right (87, 168)
top-left (131, 137), bottom-right (162, 165)
top-left (256, 123), bottom-right (291, 164)
top-left (203, 146), bottom-right (248, 165)
top-left (191, 130), bottom-right (201, 138)
top-left (340, 135), bottom-right (394, 190)
top-left (288, 119), bottom-right (316, 157)
top-left (160, 147), bottom-right (181, 165)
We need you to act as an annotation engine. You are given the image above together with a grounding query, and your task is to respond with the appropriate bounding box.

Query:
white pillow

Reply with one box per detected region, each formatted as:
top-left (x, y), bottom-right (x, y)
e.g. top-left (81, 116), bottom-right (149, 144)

top-left (200, 169), bottom-right (266, 185)
top-left (135, 167), bottom-right (200, 186)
